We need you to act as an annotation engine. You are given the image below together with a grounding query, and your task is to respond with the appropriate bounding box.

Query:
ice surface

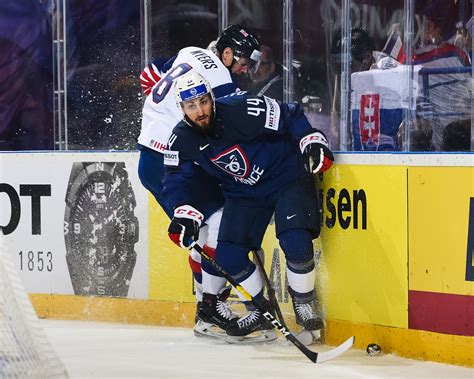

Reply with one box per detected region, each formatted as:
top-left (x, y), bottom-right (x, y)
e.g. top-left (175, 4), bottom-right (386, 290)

top-left (41, 320), bottom-right (474, 378)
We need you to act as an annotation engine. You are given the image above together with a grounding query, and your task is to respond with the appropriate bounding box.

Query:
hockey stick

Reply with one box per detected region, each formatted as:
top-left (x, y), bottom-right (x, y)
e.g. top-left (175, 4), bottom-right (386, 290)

top-left (191, 243), bottom-right (354, 363)
top-left (252, 250), bottom-right (287, 327)
top-left (253, 250), bottom-right (319, 346)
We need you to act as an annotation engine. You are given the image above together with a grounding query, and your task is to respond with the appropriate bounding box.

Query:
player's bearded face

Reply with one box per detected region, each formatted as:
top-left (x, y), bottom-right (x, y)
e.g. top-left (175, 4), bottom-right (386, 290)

top-left (231, 57), bottom-right (252, 74)
top-left (182, 94), bottom-right (214, 132)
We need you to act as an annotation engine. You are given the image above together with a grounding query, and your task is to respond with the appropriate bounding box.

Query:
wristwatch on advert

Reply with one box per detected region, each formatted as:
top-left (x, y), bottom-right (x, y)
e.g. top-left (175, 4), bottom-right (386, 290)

top-left (64, 162), bottom-right (139, 297)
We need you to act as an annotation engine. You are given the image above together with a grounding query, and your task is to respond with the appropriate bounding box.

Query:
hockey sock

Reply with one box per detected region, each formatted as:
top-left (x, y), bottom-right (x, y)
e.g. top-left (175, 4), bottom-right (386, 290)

top-left (232, 264), bottom-right (264, 302)
top-left (286, 259), bottom-right (316, 301)
top-left (194, 279), bottom-right (203, 302)
top-left (201, 245), bottom-right (227, 295)
top-left (188, 250), bottom-right (203, 301)
top-left (202, 272), bottom-right (227, 295)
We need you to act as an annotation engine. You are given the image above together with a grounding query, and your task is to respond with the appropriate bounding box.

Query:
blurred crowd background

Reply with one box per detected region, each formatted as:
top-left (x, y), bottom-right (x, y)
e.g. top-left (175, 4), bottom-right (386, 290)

top-left (0, 0), bottom-right (471, 152)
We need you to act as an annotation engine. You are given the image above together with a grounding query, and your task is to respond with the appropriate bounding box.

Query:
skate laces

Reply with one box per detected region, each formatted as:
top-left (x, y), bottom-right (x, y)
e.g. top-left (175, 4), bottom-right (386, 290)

top-left (237, 310), bottom-right (261, 328)
top-left (216, 299), bottom-right (235, 321)
top-left (295, 302), bottom-right (317, 321)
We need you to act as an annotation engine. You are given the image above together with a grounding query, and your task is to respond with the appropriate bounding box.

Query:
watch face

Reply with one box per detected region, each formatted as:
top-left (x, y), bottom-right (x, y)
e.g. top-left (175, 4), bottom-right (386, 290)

top-left (65, 163), bottom-right (138, 296)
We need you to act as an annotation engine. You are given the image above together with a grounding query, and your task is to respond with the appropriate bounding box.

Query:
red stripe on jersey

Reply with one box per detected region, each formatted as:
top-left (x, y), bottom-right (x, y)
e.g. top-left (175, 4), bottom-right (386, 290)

top-left (140, 77), bottom-right (151, 95)
top-left (140, 70), bottom-right (153, 84)
top-left (140, 65), bottom-right (162, 96)
top-left (149, 64), bottom-right (161, 81)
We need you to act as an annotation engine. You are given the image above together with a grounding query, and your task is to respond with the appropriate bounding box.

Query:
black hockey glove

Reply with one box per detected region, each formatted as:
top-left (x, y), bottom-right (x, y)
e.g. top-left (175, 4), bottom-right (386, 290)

top-left (168, 205), bottom-right (204, 249)
top-left (299, 131), bottom-right (334, 174)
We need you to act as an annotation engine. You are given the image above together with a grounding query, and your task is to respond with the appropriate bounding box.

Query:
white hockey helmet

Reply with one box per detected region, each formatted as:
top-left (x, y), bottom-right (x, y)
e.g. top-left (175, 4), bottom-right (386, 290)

top-left (174, 72), bottom-right (214, 106)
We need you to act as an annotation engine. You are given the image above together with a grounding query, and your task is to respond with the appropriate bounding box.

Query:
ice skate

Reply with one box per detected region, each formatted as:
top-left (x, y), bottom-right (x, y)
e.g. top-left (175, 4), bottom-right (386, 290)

top-left (225, 306), bottom-right (277, 344)
top-left (193, 287), bottom-right (238, 339)
top-left (291, 293), bottom-right (323, 345)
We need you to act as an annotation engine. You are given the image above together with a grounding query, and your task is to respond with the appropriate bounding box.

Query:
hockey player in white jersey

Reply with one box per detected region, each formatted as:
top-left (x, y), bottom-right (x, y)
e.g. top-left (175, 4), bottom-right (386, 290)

top-left (136, 25), bottom-right (261, 339)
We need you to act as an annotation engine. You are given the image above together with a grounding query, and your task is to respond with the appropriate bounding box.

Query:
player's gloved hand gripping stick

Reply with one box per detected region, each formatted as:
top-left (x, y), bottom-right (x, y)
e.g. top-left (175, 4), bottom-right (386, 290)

top-left (189, 242), bottom-right (354, 363)
top-left (168, 205), bottom-right (203, 248)
top-left (299, 131), bottom-right (334, 174)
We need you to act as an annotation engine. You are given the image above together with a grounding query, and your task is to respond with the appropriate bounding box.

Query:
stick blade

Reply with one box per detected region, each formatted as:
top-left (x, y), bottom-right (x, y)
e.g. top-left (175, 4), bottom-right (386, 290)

top-left (315, 336), bottom-right (355, 363)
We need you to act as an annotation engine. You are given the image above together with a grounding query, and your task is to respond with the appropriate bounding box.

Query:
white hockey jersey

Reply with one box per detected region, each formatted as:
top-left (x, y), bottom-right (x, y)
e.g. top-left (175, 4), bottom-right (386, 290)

top-left (138, 47), bottom-right (237, 152)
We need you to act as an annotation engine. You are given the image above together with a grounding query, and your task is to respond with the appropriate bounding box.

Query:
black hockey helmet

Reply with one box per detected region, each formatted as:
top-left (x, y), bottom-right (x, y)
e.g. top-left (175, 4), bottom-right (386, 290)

top-left (215, 24), bottom-right (261, 63)
top-left (330, 27), bottom-right (375, 63)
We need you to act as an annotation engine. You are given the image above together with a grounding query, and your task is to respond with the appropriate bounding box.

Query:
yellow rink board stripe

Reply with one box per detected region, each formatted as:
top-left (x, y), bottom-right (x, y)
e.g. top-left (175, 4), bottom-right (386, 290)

top-left (31, 294), bottom-right (197, 327)
top-left (31, 295), bottom-right (473, 367)
top-left (325, 319), bottom-right (473, 367)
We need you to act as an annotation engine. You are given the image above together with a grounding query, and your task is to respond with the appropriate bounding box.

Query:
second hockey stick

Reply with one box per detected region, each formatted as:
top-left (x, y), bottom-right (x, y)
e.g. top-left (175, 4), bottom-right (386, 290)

top-left (191, 243), bottom-right (354, 363)
top-left (252, 250), bottom-right (287, 328)
top-left (253, 250), bottom-right (318, 346)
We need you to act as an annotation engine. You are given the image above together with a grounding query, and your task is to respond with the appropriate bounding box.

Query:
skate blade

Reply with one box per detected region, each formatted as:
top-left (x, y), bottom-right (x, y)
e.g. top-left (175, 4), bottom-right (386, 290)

top-left (225, 329), bottom-right (278, 345)
top-left (193, 320), bottom-right (227, 340)
top-left (295, 329), bottom-right (321, 346)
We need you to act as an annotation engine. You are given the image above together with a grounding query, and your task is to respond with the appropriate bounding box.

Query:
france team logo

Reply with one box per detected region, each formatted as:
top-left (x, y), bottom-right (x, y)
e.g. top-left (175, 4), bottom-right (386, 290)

top-left (211, 145), bottom-right (249, 178)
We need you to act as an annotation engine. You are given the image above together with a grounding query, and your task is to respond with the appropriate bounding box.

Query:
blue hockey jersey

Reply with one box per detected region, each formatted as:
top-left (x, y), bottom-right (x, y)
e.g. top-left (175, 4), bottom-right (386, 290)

top-left (163, 92), bottom-right (316, 210)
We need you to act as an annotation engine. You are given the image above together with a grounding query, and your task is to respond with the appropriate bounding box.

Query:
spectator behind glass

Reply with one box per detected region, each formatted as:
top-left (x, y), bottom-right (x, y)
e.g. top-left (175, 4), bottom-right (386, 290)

top-left (443, 119), bottom-right (470, 151)
top-left (397, 111), bottom-right (434, 151)
top-left (249, 45), bottom-right (284, 101)
top-left (454, 17), bottom-right (473, 59)
top-left (329, 28), bottom-right (376, 148)
top-left (0, 0), bottom-right (54, 150)
top-left (330, 28), bottom-right (375, 72)
top-left (413, 0), bottom-right (471, 151)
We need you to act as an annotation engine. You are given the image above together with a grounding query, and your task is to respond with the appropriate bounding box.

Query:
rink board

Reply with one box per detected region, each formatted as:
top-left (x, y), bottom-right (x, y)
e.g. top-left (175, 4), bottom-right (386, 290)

top-left (148, 193), bottom-right (195, 302)
top-left (319, 164), bottom-right (408, 329)
top-left (0, 152), bottom-right (149, 298)
top-left (407, 167), bottom-right (474, 336)
top-left (1, 151), bottom-right (472, 366)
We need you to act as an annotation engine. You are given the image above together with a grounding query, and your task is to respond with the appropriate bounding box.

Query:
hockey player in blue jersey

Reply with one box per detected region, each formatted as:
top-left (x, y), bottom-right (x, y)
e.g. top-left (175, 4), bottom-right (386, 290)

top-left (137, 25), bottom-right (261, 338)
top-left (164, 72), bottom-right (334, 338)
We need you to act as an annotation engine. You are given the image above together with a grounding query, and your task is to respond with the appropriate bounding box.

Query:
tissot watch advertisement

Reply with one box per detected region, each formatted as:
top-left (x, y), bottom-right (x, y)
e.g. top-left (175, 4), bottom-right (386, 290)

top-left (0, 152), bottom-right (148, 299)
